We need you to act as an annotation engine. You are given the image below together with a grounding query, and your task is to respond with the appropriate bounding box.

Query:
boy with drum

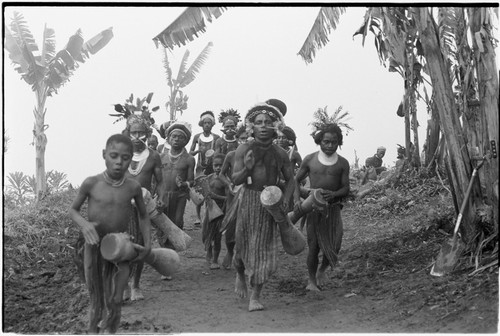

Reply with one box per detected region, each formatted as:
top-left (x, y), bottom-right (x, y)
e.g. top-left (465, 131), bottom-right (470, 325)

top-left (294, 121), bottom-right (350, 291)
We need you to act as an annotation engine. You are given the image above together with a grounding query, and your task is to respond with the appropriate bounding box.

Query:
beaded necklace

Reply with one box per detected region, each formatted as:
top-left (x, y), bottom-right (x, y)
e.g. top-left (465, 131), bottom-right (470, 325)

top-left (102, 171), bottom-right (126, 187)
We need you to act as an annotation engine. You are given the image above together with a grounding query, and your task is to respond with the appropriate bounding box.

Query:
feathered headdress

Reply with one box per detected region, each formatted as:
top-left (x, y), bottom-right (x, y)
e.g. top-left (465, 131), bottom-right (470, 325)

top-left (309, 105), bottom-right (353, 137)
top-left (218, 108), bottom-right (241, 124)
top-left (109, 92), bottom-right (160, 130)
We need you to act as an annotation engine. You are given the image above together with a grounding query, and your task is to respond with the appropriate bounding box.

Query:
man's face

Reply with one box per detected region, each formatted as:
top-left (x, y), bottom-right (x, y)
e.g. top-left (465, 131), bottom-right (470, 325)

top-left (169, 130), bottom-right (188, 149)
top-left (129, 123), bottom-right (148, 151)
top-left (103, 141), bottom-right (132, 179)
top-left (212, 158), bottom-right (223, 174)
top-left (252, 113), bottom-right (274, 142)
top-left (223, 119), bottom-right (236, 136)
top-left (202, 119), bottom-right (213, 132)
top-left (320, 132), bottom-right (339, 156)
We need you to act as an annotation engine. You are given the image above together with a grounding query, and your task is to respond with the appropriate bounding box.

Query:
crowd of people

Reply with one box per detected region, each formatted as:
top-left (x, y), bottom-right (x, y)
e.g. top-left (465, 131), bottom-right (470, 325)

top-left (70, 99), bottom-right (354, 333)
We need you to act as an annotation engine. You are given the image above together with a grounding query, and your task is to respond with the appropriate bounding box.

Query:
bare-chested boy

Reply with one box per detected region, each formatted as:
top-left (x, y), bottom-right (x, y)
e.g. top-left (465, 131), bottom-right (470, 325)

top-left (232, 103), bottom-right (294, 312)
top-left (189, 111), bottom-right (220, 225)
top-left (294, 123), bottom-right (350, 292)
top-left (160, 121), bottom-right (195, 231)
top-left (201, 153), bottom-right (227, 269)
top-left (69, 134), bottom-right (151, 334)
top-left (123, 116), bottom-right (165, 300)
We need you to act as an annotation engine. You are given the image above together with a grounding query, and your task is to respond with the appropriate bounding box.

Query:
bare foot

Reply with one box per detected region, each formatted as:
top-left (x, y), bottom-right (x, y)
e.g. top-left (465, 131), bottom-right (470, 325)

top-left (248, 299), bottom-right (264, 312)
top-left (221, 254), bottom-right (232, 270)
top-left (130, 287), bottom-right (144, 301)
top-left (123, 286), bottom-right (131, 301)
top-left (316, 269), bottom-right (328, 287)
top-left (234, 274), bottom-right (248, 298)
top-left (306, 280), bottom-right (321, 292)
top-left (210, 263), bottom-right (220, 270)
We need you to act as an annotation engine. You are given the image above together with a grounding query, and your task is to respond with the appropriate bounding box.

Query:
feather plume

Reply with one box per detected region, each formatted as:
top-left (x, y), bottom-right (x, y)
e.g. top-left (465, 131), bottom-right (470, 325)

top-left (218, 108), bottom-right (240, 124)
top-left (309, 105), bottom-right (354, 135)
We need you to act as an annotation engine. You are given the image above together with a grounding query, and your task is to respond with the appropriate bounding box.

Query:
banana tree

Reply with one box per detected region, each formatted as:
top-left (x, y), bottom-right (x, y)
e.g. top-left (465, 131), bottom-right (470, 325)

top-left (162, 42), bottom-right (213, 121)
top-left (4, 11), bottom-right (113, 201)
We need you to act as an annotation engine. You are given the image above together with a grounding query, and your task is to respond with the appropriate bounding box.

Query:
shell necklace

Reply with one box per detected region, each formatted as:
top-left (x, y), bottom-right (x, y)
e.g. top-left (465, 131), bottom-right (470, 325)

top-left (129, 148), bottom-right (150, 176)
top-left (318, 150), bottom-right (338, 166)
top-left (102, 171), bottom-right (126, 187)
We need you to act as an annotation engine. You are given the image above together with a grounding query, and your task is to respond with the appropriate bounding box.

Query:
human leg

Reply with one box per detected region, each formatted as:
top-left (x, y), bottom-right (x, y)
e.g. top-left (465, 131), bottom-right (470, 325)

top-left (306, 221), bottom-right (321, 291)
top-left (130, 261), bottom-right (144, 301)
top-left (105, 262), bottom-right (130, 333)
top-left (210, 231), bottom-right (222, 269)
top-left (84, 244), bottom-right (104, 333)
top-left (249, 283), bottom-right (264, 312)
top-left (233, 257), bottom-right (247, 298)
top-left (316, 256), bottom-right (330, 287)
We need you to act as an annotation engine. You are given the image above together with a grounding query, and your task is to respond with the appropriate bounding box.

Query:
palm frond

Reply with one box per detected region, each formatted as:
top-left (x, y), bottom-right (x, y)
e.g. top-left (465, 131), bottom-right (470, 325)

top-left (437, 7), bottom-right (458, 62)
top-left (9, 11), bottom-right (38, 53)
top-left (4, 25), bottom-right (30, 75)
top-left (179, 41), bottom-right (213, 88)
top-left (162, 48), bottom-right (174, 86)
top-left (176, 49), bottom-right (190, 84)
top-left (46, 27), bottom-right (113, 95)
top-left (153, 7), bottom-right (227, 50)
top-left (41, 24), bottom-right (56, 66)
top-left (298, 7), bottom-right (347, 64)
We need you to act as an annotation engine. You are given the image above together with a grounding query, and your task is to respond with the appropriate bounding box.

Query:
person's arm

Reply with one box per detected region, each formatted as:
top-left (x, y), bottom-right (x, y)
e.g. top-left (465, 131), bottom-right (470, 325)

top-left (294, 152), bottom-right (303, 170)
top-left (232, 145), bottom-right (254, 186)
top-left (294, 155), bottom-right (311, 203)
top-left (219, 153), bottom-right (234, 189)
top-left (69, 177), bottom-right (99, 245)
top-left (189, 135), bottom-right (199, 156)
top-left (280, 149), bottom-right (296, 210)
top-left (153, 152), bottom-right (165, 209)
top-left (131, 184), bottom-right (152, 261)
top-left (214, 138), bottom-right (222, 154)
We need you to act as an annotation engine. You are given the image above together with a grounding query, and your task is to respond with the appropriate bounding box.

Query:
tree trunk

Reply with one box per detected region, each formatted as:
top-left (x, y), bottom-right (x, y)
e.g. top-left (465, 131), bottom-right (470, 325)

top-left (470, 7), bottom-right (499, 232)
top-left (425, 98), bottom-right (440, 169)
top-left (34, 105), bottom-right (48, 202)
top-left (410, 90), bottom-right (421, 167)
top-left (404, 94), bottom-right (412, 161)
top-left (415, 7), bottom-right (480, 244)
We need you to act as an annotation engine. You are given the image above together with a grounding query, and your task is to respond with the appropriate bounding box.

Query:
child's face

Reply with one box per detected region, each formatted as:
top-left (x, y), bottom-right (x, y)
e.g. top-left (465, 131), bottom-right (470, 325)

top-left (148, 137), bottom-right (158, 150)
top-left (320, 132), bottom-right (339, 156)
top-left (237, 131), bottom-right (249, 144)
top-left (103, 141), bottom-right (132, 179)
top-left (276, 134), bottom-right (290, 149)
top-left (202, 119), bottom-right (213, 132)
top-left (212, 158), bottom-right (223, 174)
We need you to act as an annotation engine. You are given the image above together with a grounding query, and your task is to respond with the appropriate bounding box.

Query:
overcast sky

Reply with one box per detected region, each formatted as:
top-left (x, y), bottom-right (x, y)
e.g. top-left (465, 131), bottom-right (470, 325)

top-left (3, 4), bottom-right (431, 185)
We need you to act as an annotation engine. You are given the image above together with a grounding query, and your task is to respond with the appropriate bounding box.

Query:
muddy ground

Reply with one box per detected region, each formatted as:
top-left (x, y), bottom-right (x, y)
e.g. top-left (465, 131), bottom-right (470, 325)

top-left (3, 195), bottom-right (498, 334)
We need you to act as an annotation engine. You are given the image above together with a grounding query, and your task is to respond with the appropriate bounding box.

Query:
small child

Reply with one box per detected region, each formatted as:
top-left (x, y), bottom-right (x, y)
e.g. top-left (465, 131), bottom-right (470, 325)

top-left (201, 153), bottom-right (227, 269)
top-left (69, 134), bottom-right (151, 334)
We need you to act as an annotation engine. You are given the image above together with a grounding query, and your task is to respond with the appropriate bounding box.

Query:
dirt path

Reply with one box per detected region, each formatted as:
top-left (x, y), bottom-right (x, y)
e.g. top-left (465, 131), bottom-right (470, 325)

top-left (117, 201), bottom-right (498, 334)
